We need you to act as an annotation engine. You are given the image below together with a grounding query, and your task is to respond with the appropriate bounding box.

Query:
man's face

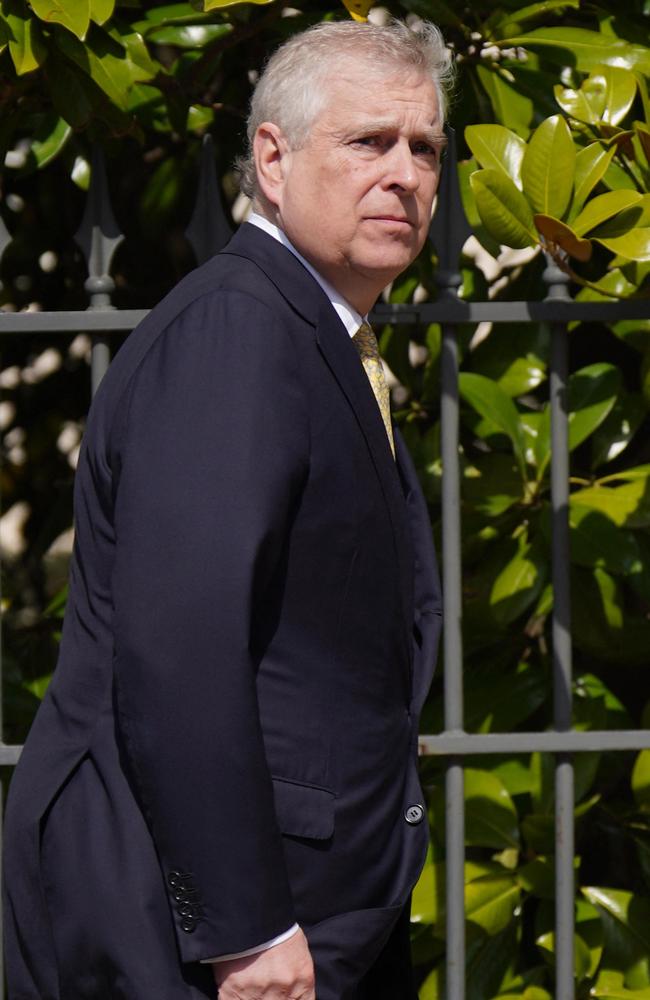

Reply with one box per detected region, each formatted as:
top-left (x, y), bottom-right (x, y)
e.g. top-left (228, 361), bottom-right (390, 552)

top-left (268, 62), bottom-right (444, 312)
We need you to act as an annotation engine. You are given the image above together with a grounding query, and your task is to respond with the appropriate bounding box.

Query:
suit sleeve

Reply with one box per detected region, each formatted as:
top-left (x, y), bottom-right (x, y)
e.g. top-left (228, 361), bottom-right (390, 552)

top-left (109, 291), bottom-right (308, 962)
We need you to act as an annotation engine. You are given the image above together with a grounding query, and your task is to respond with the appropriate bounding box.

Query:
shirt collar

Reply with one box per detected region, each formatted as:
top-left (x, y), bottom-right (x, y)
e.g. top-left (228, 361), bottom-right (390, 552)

top-left (248, 213), bottom-right (364, 338)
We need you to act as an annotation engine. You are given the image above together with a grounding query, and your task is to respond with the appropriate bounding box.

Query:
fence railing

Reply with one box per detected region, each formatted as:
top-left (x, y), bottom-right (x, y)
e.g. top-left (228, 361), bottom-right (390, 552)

top-left (2, 132), bottom-right (650, 1000)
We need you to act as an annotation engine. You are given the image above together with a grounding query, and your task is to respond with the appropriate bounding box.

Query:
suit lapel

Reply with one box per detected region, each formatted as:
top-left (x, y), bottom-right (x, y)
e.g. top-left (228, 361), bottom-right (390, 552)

top-left (315, 303), bottom-right (415, 678)
top-left (221, 224), bottom-right (415, 677)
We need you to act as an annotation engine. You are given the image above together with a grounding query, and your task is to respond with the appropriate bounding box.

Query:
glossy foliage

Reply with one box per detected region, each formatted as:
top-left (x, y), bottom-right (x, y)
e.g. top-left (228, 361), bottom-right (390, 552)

top-left (1, 2), bottom-right (650, 998)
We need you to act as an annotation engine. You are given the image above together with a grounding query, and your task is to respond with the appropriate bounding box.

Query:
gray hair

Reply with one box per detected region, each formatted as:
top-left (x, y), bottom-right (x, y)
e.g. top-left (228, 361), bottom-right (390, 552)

top-left (237, 18), bottom-right (454, 199)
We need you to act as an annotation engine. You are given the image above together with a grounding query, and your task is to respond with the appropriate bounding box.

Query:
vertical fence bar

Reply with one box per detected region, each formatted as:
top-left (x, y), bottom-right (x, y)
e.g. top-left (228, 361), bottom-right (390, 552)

top-left (75, 146), bottom-right (124, 395)
top-left (430, 127), bottom-right (472, 1000)
top-left (545, 258), bottom-right (575, 1000)
top-left (441, 307), bottom-right (465, 1000)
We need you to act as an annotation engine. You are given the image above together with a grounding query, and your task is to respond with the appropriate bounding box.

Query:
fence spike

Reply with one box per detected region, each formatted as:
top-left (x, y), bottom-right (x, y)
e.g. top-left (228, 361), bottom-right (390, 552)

top-left (185, 134), bottom-right (233, 265)
top-left (429, 126), bottom-right (472, 274)
top-left (75, 145), bottom-right (124, 285)
top-left (0, 211), bottom-right (11, 267)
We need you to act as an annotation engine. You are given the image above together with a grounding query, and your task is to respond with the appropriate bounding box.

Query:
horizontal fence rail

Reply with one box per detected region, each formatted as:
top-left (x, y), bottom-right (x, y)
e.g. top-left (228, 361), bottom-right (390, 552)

top-left (2, 135), bottom-right (650, 1000)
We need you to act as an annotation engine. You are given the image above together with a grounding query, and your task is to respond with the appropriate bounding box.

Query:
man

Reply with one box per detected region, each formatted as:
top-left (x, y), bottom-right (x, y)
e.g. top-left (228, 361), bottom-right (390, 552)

top-left (4, 18), bottom-right (449, 1000)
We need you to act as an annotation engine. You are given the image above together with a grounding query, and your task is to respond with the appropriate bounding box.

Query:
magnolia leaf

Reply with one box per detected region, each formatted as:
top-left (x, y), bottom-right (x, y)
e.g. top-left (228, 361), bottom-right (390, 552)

top-left (458, 371), bottom-right (527, 476)
top-left (596, 228), bottom-right (650, 262)
top-left (30, 114), bottom-right (72, 168)
top-left (554, 83), bottom-right (599, 125)
top-left (490, 538), bottom-right (547, 626)
top-left (570, 142), bottom-right (616, 219)
top-left (411, 860), bottom-right (445, 926)
top-left (498, 0), bottom-right (580, 34)
top-left (340, 0), bottom-right (371, 20)
top-left (475, 64), bottom-right (536, 137)
top-left (592, 64), bottom-right (639, 127)
top-left (90, 0), bottom-right (115, 24)
top-left (466, 873), bottom-right (520, 936)
top-left (568, 363), bottom-right (620, 451)
top-left (465, 769), bottom-right (520, 849)
top-left (592, 393), bottom-right (647, 467)
top-left (465, 124), bottom-right (526, 188)
top-left (497, 28), bottom-right (650, 74)
top-left (536, 929), bottom-right (592, 981)
top-left (469, 168), bottom-right (537, 250)
top-left (582, 887), bottom-right (650, 988)
top-left (632, 750), bottom-right (650, 811)
top-left (636, 122), bottom-right (650, 165)
top-left (571, 476), bottom-right (650, 528)
top-left (593, 196), bottom-right (650, 239)
top-left (534, 214), bottom-right (592, 261)
top-left (569, 505), bottom-right (642, 576)
top-left (30, 0), bottom-right (90, 38)
top-left (573, 190), bottom-right (643, 237)
top-left (521, 115), bottom-right (575, 218)
top-left (6, 8), bottom-right (47, 74)
top-left (202, 0), bottom-right (276, 8)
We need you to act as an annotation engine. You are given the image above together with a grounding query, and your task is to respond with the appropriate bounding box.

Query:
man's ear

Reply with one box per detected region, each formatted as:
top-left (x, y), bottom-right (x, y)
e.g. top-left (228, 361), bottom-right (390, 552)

top-left (253, 122), bottom-right (290, 209)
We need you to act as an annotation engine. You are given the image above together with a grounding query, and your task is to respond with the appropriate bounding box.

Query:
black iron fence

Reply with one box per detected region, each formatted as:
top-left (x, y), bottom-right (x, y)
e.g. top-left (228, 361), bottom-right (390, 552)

top-left (1, 134), bottom-right (650, 1000)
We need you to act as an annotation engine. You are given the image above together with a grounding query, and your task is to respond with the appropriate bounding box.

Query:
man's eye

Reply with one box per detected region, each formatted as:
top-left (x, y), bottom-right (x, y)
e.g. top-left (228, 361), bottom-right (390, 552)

top-left (412, 142), bottom-right (440, 157)
top-left (354, 135), bottom-right (382, 148)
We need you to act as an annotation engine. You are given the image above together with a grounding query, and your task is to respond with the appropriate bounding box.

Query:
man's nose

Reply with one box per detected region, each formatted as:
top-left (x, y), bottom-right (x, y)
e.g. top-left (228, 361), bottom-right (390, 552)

top-left (383, 141), bottom-right (420, 192)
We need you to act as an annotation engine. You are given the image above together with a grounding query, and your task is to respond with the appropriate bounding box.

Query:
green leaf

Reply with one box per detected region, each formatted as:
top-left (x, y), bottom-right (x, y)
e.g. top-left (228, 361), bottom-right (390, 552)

top-left (411, 860), bottom-right (445, 926)
top-left (633, 750), bottom-right (650, 811)
top-left (90, 0), bottom-right (115, 24)
top-left (569, 505), bottom-right (642, 575)
top-left (459, 372), bottom-right (527, 476)
top-left (4, 3), bottom-right (47, 74)
top-left (582, 887), bottom-right (650, 989)
top-left (521, 115), bottom-right (575, 218)
top-left (202, 0), bottom-right (275, 8)
top-left (30, 0), bottom-right (90, 38)
top-left (143, 22), bottom-right (230, 47)
top-left (554, 82), bottom-right (599, 125)
top-left (572, 475), bottom-right (650, 528)
top-left (593, 64), bottom-right (638, 127)
top-left (490, 537), bottom-right (547, 626)
top-left (22, 674), bottom-right (52, 700)
top-left (475, 63), bottom-right (536, 137)
top-left (568, 363), bottom-right (620, 450)
top-left (468, 324), bottom-right (548, 398)
top-left (56, 22), bottom-right (156, 109)
top-left (570, 142), bottom-right (616, 219)
top-left (465, 124), bottom-right (526, 188)
top-left (465, 768), bottom-right (520, 850)
top-left (497, 28), bottom-right (650, 75)
top-left (466, 873), bottom-right (520, 936)
top-left (572, 190), bottom-right (642, 237)
top-left (596, 228), bottom-right (650, 262)
top-left (470, 168), bottom-right (538, 250)
top-left (592, 394), bottom-right (647, 467)
top-left (30, 114), bottom-right (72, 168)
top-left (536, 929), bottom-right (592, 981)
top-left (497, 0), bottom-right (580, 34)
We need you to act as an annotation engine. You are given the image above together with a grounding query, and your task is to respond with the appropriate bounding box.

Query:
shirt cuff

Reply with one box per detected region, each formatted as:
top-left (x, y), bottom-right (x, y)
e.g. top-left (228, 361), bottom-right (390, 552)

top-left (200, 923), bottom-right (300, 964)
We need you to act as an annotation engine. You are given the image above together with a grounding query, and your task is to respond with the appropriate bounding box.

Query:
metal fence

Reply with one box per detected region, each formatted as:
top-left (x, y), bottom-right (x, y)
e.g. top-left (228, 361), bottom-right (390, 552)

top-left (1, 133), bottom-right (650, 1000)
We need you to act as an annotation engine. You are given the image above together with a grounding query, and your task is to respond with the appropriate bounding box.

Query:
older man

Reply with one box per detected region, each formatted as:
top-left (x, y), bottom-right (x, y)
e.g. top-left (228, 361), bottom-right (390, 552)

top-left (4, 18), bottom-right (449, 1000)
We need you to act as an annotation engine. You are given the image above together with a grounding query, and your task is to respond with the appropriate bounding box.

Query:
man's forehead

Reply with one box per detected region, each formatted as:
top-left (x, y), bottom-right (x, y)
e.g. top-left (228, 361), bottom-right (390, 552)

top-left (318, 68), bottom-right (441, 130)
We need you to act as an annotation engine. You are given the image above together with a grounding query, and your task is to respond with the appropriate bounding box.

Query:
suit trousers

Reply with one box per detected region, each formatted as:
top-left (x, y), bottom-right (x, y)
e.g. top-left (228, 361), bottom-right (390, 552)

top-left (353, 904), bottom-right (417, 1000)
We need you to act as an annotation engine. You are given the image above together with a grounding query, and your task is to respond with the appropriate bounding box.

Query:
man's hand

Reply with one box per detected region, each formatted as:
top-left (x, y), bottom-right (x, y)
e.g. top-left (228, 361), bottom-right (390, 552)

top-left (212, 928), bottom-right (315, 999)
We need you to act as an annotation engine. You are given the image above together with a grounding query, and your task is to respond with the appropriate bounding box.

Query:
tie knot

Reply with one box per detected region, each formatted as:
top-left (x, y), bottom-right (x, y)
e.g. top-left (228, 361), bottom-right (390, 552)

top-left (354, 321), bottom-right (381, 363)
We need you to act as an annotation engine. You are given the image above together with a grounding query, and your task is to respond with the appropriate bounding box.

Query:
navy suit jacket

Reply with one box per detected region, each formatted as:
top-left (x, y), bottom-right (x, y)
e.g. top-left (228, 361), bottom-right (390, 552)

top-left (3, 223), bottom-right (442, 1000)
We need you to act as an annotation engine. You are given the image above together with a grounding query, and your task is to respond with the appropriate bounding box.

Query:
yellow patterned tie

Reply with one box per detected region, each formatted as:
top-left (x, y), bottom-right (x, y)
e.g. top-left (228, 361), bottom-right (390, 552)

top-left (353, 321), bottom-right (395, 458)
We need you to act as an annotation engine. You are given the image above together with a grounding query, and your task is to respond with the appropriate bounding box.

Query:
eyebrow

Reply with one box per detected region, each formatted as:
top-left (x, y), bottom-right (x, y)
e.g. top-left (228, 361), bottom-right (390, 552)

top-left (348, 120), bottom-right (447, 146)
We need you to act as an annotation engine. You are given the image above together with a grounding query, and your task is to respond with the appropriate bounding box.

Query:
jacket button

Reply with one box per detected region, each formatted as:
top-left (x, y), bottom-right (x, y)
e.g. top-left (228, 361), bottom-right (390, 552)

top-left (405, 803), bottom-right (425, 825)
top-left (181, 918), bottom-right (196, 933)
top-left (168, 871), bottom-right (187, 888)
